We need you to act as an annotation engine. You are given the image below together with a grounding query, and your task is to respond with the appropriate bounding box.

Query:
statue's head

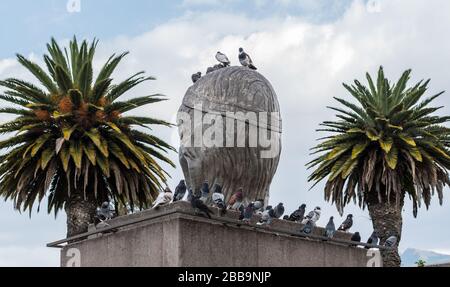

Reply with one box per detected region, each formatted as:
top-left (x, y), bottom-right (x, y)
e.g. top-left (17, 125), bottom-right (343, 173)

top-left (177, 66), bottom-right (282, 203)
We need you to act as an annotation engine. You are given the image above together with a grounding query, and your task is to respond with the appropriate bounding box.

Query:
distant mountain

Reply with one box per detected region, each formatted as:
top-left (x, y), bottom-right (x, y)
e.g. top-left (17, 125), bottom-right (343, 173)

top-left (401, 248), bottom-right (450, 267)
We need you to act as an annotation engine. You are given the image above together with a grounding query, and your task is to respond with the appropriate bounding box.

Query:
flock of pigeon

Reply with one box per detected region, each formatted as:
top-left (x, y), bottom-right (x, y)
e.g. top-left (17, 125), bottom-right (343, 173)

top-left (93, 47), bottom-right (398, 249)
top-left (191, 47), bottom-right (257, 83)
top-left (94, 179), bottom-right (398, 249)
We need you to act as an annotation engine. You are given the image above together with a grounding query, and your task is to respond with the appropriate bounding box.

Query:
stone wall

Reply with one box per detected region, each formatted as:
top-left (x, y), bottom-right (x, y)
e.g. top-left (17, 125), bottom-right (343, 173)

top-left (58, 201), bottom-right (370, 267)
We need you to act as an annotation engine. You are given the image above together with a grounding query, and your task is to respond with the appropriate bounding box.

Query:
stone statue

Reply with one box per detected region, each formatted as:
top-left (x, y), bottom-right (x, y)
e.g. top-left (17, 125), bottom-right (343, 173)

top-left (177, 66), bottom-right (282, 205)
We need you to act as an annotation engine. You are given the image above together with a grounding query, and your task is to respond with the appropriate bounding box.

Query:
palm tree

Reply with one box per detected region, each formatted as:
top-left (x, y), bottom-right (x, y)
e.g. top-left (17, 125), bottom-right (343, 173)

top-left (0, 37), bottom-right (175, 237)
top-left (307, 66), bottom-right (450, 267)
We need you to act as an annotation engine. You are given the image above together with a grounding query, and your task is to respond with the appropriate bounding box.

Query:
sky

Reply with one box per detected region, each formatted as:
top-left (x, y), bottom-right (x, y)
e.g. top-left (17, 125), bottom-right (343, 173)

top-left (1, 0), bottom-right (450, 266)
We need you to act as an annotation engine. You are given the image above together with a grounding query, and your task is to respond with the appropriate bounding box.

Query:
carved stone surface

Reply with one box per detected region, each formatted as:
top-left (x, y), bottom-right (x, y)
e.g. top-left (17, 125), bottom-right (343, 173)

top-left (177, 66), bottom-right (282, 204)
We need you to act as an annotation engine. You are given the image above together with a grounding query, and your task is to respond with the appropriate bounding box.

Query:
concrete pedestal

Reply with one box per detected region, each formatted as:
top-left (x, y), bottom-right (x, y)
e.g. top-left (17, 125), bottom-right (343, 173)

top-left (58, 201), bottom-right (370, 267)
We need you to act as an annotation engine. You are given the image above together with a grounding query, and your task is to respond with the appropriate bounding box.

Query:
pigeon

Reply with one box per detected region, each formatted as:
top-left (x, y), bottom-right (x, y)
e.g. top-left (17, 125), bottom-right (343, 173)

top-left (252, 199), bottom-right (265, 214)
top-left (301, 220), bottom-right (315, 234)
top-left (228, 189), bottom-right (244, 210)
top-left (338, 214), bottom-right (353, 232)
top-left (384, 235), bottom-right (398, 247)
top-left (238, 48), bottom-right (257, 70)
top-left (212, 184), bottom-right (226, 214)
top-left (191, 195), bottom-right (213, 219)
top-left (200, 181), bottom-right (210, 203)
top-left (350, 232), bottom-right (361, 247)
top-left (365, 231), bottom-right (379, 249)
top-left (215, 51), bottom-right (231, 66)
top-left (96, 201), bottom-right (114, 221)
top-left (257, 206), bottom-right (273, 226)
top-left (288, 204), bottom-right (306, 222)
top-left (302, 206), bottom-right (321, 225)
top-left (240, 203), bottom-right (254, 223)
top-left (152, 187), bottom-right (173, 209)
top-left (283, 215), bottom-right (290, 220)
top-left (272, 203), bottom-right (285, 219)
top-left (324, 216), bottom-right (336, 239)
top-left (94, 203), bottom-right (118, 233)
top-left (191, 72), bottom-right (201, 83)
top-left (173, 180), bottom-right (187, 202)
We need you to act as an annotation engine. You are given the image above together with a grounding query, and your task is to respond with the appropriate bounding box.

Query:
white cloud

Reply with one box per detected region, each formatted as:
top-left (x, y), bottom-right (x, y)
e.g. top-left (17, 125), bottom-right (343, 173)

top-left (2, 0), bottom-right (450, 265)
top-left (0, 58), bottom-right (17, 75)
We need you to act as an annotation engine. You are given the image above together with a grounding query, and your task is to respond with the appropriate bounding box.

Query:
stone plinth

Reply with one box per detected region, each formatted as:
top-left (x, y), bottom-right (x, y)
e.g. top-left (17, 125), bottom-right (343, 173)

top-left (58, 202), bottom-right (369, 267)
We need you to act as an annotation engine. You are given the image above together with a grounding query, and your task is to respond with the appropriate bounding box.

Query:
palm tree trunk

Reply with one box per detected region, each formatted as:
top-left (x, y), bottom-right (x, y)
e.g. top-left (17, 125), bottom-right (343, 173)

top-left (65, 192), bottom-right (97, 238)
top-left (367, 197), bottom-right (403, 267)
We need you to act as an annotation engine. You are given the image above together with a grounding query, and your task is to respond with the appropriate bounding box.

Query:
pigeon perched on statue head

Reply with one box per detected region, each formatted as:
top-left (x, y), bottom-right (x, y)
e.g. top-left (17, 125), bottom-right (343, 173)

top-left (191, 72), bottom-right (201, 83)
top-left (215, 51), bottom-right (231, 67)
top-left (288, 204), bottom-right (306, 222)
top-left (173, 180), bottom-right (187, 202)
top-left (191, 194), bottom-right (213, 219)
top-left (384, 235), bottom-right (398, 247)
top-left (257, 205), bottom-right (273, 226)
top-left (338, 214), bottom-right (353, 232)
top-left (272, 203), bottom-right (285, 219)
top-left (350, 232), bottom-right (361, 247)
top-left (365, 231), bottom-right (379, 249)
top-left (238, 48), bottom-right (257, 70)
top-left (302, 206), bottom-right (321, 225)
top-left (324, 216), bottom-right (336, 239)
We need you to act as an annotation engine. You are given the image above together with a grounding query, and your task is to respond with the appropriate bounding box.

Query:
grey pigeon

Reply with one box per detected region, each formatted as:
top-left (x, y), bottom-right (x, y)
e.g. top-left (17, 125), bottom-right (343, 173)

top-left (191, 194), bottom-right (212, 219)
top-left (215, 51), bottom-right (231, 66)
top-left (283, 215), bottom-right (289, 220)
top-left (212, 184), bottom-right (226, 214)
top-left (365, 231), bottom-right (379, 249)
top-left (350, 232), bottom-right (361, 247)
top-left (200, 181), bottom-right (210, 203)
top-left (94, 202), bottom-right (117, 233)
top-left (96, 201), bottom-right (114, 221)
top-left (173, 180), bottom-right (187, 202)
top-left (384, 235), bottom-right (398, 247)
top-left (191, 72), bottom-right (201, 83)
top-left (252, 199), bottom-right (264, 214)
top-left (302, 206), bottom-right (321, 225)
top-left (324, 216), bottom-right (336, 239)
top-left (257, 206), bottom-right (273, 226)
top-left (238, 48), bottom-right (257, 70)
top-left (272, 203), bottom-right (285, 219)
top-left (240, 202), bottom-right (254, 223)
top-left (152, 187), bottom-right (173, 209)
top-left (301, 220), bottom-right (315, 234)
top-left (338, 214), bottom-right (353, 232)
top-left (288, 204), bottom-right (306, 222)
